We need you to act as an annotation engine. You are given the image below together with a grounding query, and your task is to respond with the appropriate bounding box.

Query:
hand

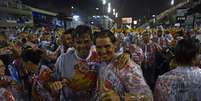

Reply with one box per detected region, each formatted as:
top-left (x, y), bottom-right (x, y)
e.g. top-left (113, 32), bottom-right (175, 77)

top-left (125, 93), bottom-right (152, 101)
top-left (67, 72), bottom-right (93, 91)
top-left (114, 53), bottom-right (130, 70)
top-left (100, 90), bottom-right (120, 101)
top-left (49, 81), bottom-right (63, 91)
top-left (4, 90), bottom-right (15, 101)
top-left (61, 78), bottom-right (71, 86)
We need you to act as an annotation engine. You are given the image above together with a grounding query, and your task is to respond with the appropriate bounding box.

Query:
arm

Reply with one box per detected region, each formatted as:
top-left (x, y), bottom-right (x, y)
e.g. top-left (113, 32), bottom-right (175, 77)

top-left (51, 46), bottom-right (61, 56)
top-left (48, 56), bottom-right (63, 90)
top-left (45, 46), bottom-right (61, 60)
top-left (53, 55), bottom-right (62, 80)
top-left (120, 64), bottom-right (153, 101)
top-left (154, 43), bottom-right (162, 54)
top-left (154, 77), bottom-right (164, 101)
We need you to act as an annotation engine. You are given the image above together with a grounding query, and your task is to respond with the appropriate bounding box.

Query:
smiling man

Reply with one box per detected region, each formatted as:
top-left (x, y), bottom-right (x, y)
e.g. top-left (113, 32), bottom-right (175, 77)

top-left (94, 30), bottom-right (153, 101)
top-left (51, 25), bottom-right (99, 101)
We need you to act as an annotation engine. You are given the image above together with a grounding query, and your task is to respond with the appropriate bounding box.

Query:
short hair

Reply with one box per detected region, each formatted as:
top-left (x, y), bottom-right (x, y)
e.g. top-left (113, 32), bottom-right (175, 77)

top-left (63, 28), bottom-right (74, 35)
top-left (21, 49), bottom-right (43, 65)
top-left (21, 38), bottom-right (27, 43)
top-left (94, 30), bottom-right (116, 45)
top-left (142, 31), bottom-right (151, 36)
top-left (175, 38), bottom-right (200, 65)
top-left (73, 25), bottom-right (92, 39)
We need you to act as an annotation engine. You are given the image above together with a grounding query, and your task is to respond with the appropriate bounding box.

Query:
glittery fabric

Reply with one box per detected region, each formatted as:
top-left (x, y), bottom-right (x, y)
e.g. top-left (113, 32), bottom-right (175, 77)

top-left (155, 67), bottom-right (201, 101)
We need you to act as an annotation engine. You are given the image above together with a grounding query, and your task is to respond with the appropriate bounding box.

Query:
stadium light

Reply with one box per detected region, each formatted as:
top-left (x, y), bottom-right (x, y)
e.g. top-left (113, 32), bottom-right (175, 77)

top-left (171, 0), bottom-right (174, 5)
top-left (107, 2), bottom-right (111, 13)
top-left (102, 0), bottom-right (106, 5)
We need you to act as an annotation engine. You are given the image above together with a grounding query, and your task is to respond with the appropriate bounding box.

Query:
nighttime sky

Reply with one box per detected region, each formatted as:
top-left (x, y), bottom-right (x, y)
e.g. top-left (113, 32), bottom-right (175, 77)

top-left (22, 0), bottom-right (183, 18)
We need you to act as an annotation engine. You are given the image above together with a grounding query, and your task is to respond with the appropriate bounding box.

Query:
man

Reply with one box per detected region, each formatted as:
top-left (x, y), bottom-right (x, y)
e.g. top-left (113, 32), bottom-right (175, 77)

top-left (47, 28), bottom-right (74, 59)
top-left (38, 33), bottom-right (51, 50)
top-left (95, 30), bottom-right (153, 101)
top-left (155, 38), bottom-right (201, 101)
top-left (0, 33), bottom-right (16, 71)
top-left (125, 44), bottom-right (144, 65)
top-left (164, 31), bottom-right (174, 46)
top-left (0, 59), bottom-right (15, 101)
top-left (152, 30), bottom-right (168, 49)
top-left (53, 28), bottom-right (74, 55)
top-left (51, 25), bottom-right (98, 101)
top-left (21, 49), bottom-right (45, 101)
top-left (32, 65), bottom-right (54, 101)
top-left (138, 31), bottom-right (162, 91)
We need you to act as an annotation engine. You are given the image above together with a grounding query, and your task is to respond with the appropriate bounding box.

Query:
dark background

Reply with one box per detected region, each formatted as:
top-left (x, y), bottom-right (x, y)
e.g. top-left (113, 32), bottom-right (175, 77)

top-left (22, 0), bottom-right (184, 18)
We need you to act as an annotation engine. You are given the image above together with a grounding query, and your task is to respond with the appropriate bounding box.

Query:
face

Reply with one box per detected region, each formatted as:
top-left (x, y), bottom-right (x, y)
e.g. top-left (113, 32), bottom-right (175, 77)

top-left (117, 36), bottom-right (124, 44)
top-left (0, 60), bottom-right (5, 76)
top-left (143, 34), bottom-right (150, 43)
top-left (39, 68), bottom-right (53, 82)
top-left (25, 61), bottom-right (39, 74)
top-left (44, 35), bottom-right (50, 41)
top-left (61, 34), bottom-right (73, 47)
top-left (40, 34), bottom-right (49, 41)
top-left (74, 34), bottom-right (92, 58)
top-left (3, 90), bottom-right (15, 101)
top-left (96, 37), bottom-right (116, 63)
top-left (130, 47), bottom-right (143, 64)
top-left (157, 31), bottom-right (162, 37)
top-left (30, 34), bottom-right (38, 43)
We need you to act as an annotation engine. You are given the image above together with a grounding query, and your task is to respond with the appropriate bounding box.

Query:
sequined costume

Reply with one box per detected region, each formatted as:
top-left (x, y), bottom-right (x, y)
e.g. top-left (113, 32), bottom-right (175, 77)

top-left (97, 57), bottom-right (153, 101)
top-left (138, 41), bottom-right (162, 91)
top-left (54, 46), bottom-right (99, 101)
top-left (155, 67), bottom-right (201, 101)
top-left (125, 44), bottom-right (144, 65)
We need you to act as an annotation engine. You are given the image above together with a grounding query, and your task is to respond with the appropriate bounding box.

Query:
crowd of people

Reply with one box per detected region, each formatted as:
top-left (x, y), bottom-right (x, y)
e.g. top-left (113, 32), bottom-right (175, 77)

top-left (0, 25), bottom-right (201, 101)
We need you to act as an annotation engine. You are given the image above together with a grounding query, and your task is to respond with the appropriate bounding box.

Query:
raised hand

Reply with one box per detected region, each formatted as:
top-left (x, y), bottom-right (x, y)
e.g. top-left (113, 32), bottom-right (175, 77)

top-left (114, 53), bottom-right (130, 70)
top-left (49, 81), bottom-right (63, 91)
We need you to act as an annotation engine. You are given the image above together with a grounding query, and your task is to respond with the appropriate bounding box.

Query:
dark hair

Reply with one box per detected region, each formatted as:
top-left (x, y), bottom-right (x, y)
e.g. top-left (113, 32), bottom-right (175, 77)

top-left (43, 33), bottom-right (49, 35)
top-left (21, 49), bottom-right (43, 65)
top-left (94, 30), bottom-right (116, 45)
top-left (165, 31), bottom-right (169, 34)
top-left (73, 25), bottom-right (92, 39)
top-left (63, 28), bottom-right (74, 35)
top-left (175, 38), bottom-right (200, 65)
top-left (176, 31), bottom-right (184, 37)
top-left (21, 38), bottom-right (27, 43)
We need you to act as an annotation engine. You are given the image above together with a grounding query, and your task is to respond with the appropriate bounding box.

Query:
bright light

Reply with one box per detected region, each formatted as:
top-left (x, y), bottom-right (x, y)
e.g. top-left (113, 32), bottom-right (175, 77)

top-left (107, 2), bottom-right (111, 13)
top-left (133, 20), bottom-right (138, 25)
top-left (113, 9), bottom-right (116, 15)
top-left (102, 0), bottom-right (106, 5)
top-left (171, 0), bottom-right (174, 5)
top-left (96, 8), bottom-right (99, 10)
top-left (71, 6), bottom-right (74, 9)
top-left (93, 16), bottom-right (100, 18)
top-left (112, 9), bottom-right (115, 12)
top-left (73, 15), bottom-right (80, 21)
top-left (115, 12), bottom-right (118, 18)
